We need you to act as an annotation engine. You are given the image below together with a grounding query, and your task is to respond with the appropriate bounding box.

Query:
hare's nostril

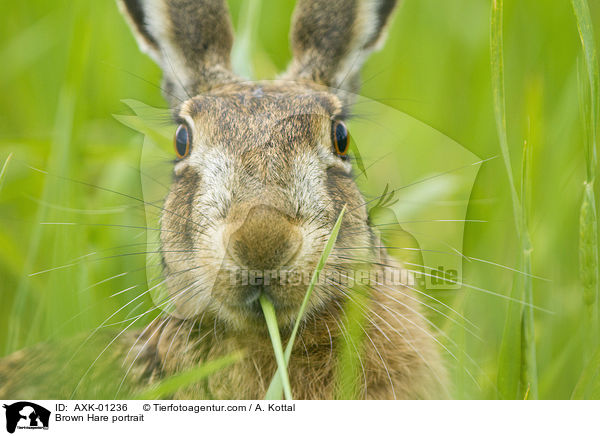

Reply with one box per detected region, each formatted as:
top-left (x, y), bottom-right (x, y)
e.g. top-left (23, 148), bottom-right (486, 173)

top-left (225, 205), bottom-right (303, 271)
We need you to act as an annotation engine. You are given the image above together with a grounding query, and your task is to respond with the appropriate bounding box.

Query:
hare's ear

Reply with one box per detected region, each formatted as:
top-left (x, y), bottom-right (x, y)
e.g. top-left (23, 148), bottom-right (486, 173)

top-left (117, 0), bottom-right (236, 105)
top-left (283, 0), bottom-right (398, 96)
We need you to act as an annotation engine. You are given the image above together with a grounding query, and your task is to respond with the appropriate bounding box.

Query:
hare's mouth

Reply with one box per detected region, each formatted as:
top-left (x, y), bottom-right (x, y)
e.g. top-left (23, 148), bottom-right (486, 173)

top-left (216, 277), bottom-right (306, 324)
top-left (230, 284), bottom-right (263, 317)
top-left (231, 289), bottom-right (264, 320)
top-left (211, 203), bottom-right (310, 322)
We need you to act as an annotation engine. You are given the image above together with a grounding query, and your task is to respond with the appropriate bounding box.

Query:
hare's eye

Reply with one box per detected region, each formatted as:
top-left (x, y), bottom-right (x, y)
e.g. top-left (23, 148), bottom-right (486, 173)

top-left (174, 124), bottom-right (191, 159)
top-left (331, 121), bottom-right (349, 157)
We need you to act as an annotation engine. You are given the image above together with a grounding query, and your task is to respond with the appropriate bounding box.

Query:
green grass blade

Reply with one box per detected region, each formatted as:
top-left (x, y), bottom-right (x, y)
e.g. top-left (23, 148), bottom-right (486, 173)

top-left (572, 0), bottom-right (600, 355)
top-left (283, 206), bottom-right (347, 360)
top-left (0, 153), bottom-right (12, 193)
top-left (491, 0), bottom-right (539, 399)
top-left (572, 345), bottom-right (600, 399)
top-left (491, 0), bottom-right (521, 399)
top-left (134, 352), bottom-right (243, 400)
top-left (231, 0), bottom-right (262, 79)
top-left (490, 0), bottom-right (523, 238)
top-left (334, 282), bottom-right (370, 400)
top-left (580, 183), bottom-right (599, 345)
top-left (580, 176), bottom-right (599, 294)
top-left (6, 87), bottom-right (76, 354)
top-left (264, 206), bottom-right (346, 399)
top-left (259, 295), bottom-right (293, 400)
top-left (571, 0), bottom-right (598, 178)
top-left (520, 138), bottom-right (538, 399)
top-left (496, 277), bottom-right (522, 399)
top-left (350, 137), bottom-right (366, 178)
top-left (520, 248), bottom-right (537, 399)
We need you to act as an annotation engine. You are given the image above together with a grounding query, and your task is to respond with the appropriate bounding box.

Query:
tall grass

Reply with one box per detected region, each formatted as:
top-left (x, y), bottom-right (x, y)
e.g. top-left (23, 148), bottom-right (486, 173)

top-left (491, 0), bottom-right (537, 399)
top-left (572, 0), bottom-right (599, 356)
top-left (572, 345), bottom-right (600, 399)
top-left (520, 138), bottom-right (537, 400)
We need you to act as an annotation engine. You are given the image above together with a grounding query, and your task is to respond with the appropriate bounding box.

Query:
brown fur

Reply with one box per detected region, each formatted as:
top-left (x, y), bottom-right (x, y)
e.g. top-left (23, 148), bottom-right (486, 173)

top-left (283, 0), bottom-right (399, 103)
top-left (118, 0), bottom-right (237, 103)
top-left (0, 0), bottom-right (448, 400)
top-left (134, 260), bottom-right (445, 400)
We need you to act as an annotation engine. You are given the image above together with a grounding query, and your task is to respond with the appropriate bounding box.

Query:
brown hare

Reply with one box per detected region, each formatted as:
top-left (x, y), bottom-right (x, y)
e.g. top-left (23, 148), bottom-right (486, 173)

top-left (0, 0), bottom-right (446, 400)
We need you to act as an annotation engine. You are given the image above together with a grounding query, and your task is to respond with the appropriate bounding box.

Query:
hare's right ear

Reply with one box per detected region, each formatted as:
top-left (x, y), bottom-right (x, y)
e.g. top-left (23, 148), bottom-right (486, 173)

top-left (117, 0), bottom-right (237, 105)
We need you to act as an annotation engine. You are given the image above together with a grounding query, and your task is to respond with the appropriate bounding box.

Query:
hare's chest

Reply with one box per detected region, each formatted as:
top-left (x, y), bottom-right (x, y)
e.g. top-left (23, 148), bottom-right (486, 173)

top-left (165, 337), bottom-right (337, 399)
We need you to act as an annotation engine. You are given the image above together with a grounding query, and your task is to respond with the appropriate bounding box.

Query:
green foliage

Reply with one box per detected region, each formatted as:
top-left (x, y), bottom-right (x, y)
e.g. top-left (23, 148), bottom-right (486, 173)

top-left (571, 0), bottom-right (598, 179)
top-left (572, 345), bottom-right (600, 399)
top-left (491, 0), bottom-right (537, 400)
top-left (580, 183), bottom-right (599, 309)
top-left (572, 0), bottom-right (600, 360)
top-left (134, 352), bottom-right (244, 400)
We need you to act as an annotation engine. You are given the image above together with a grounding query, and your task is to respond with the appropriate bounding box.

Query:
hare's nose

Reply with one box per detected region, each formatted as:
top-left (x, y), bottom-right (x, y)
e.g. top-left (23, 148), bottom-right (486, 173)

top-left (226, 205), bottom-right (302, 270)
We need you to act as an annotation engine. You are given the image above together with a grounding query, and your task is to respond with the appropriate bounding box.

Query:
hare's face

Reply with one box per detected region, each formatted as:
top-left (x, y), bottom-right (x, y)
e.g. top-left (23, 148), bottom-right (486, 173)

top-left (118, 0), bottom-right (398, 327)
top-left (160, 82), bottom-right (372, 327)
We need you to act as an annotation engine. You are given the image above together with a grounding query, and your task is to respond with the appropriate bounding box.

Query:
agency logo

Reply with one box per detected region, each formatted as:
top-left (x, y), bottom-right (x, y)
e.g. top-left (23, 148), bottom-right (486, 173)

top-left (2, 402), bottom-right (50, 434)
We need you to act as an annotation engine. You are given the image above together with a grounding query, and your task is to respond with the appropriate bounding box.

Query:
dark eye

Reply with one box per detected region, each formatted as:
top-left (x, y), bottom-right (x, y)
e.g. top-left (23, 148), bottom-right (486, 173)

top-left (174, 123), bottom-right (191, 159)
top-left (331, 121), bottom-right (349, 157)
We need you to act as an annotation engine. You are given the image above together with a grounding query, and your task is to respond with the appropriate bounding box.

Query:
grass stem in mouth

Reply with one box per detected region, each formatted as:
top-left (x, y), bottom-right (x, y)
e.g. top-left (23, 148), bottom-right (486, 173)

top-left (259, 294), bottom-right (293, 400)
top-left (263, 206), bottom-right (346, 400)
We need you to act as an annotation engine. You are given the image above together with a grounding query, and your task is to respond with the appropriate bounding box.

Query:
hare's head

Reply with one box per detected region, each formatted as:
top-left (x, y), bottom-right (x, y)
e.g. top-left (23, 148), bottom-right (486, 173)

top-left (118, 0), bottom-right (398, 328)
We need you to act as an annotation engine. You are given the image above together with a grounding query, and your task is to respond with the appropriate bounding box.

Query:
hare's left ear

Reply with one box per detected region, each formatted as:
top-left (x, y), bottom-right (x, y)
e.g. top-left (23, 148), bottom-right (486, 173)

top-left (283, 0), bottom-right (398, 97)
top-left (117, 0), bottom-right (237, 105)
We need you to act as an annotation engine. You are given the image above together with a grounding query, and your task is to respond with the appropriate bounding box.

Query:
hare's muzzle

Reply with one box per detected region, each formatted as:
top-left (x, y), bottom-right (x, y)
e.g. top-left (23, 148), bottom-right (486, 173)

top-left (225, 204), bottom-right (302, 271)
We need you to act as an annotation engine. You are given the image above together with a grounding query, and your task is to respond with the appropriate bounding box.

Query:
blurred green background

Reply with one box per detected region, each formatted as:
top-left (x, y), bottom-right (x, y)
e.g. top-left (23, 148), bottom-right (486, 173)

top-left (0, 0), bottom-right (599, 399)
